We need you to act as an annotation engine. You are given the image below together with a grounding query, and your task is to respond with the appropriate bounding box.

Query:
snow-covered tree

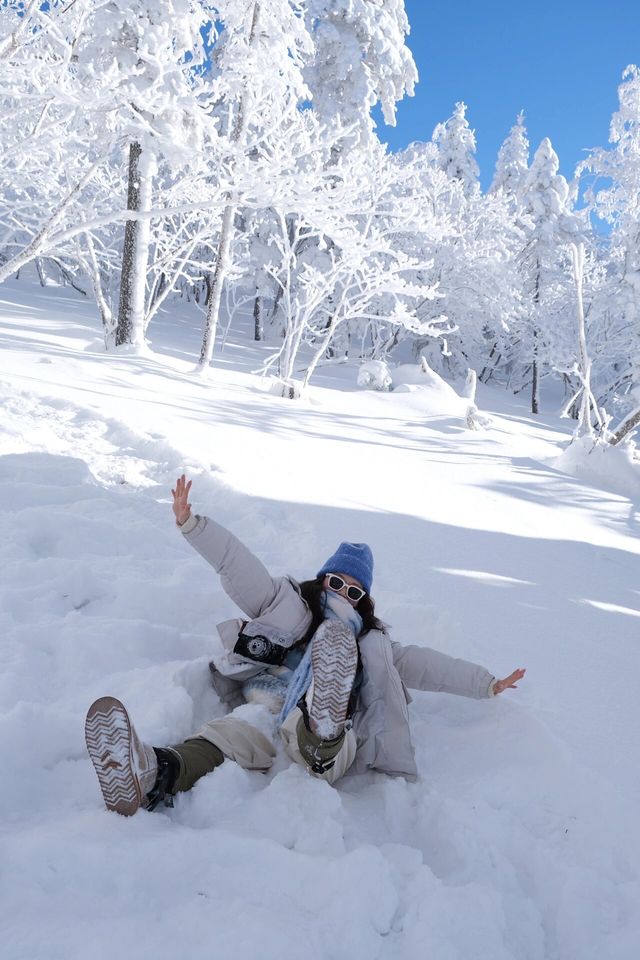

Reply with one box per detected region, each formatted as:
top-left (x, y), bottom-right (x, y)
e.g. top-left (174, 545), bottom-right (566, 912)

top-left (518, 137), bottom-right (578, 412)
top-left (0, 0), bottom-right (222, 351)
top-left (432, 102), bottom-right (480, 195)
top-left (243, 0), bottom-right (418, 370)
top-left (9, 0), bottom-right (640, 434)
top-left (257, 141), bottom-right (443, 392)
top-left (72, 0), bottom-right (215, 349)
top-left (304, 0), bottom-right (417, 154)
top-left (490, 113), bottom-right (529, 197)
top-left (580, 65), bottom-right (640, 441)
top-left (196, 0), bottom-right (319, 371)
top-left (0, 0), bottom-right (100, 285)
top-left (559, 242), bottom-right (605, 437)
top-left (392, 136), bottom-right (524, 385)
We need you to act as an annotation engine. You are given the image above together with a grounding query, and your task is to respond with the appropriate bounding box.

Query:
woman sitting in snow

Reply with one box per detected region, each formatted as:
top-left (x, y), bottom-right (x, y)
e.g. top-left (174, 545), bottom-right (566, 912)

top-left (85, 475), bottom-right (526, 816)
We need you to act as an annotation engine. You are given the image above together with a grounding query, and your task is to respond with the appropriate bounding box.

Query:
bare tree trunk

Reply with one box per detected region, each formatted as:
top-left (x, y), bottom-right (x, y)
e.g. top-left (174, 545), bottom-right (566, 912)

top-left (562, 374), bottom-right (580, 420)
top-left (115, 141), bottom-right (155, 348)
top-left (83, 232), bottom-right (114, 343)
top-left (611, 406), bottom-right (640, 445)
top-left (204, 273), bottom-right (212, 306)
top-left (479, 341), bottom-right (499, 383)
top-left (531, 341), bottom-right (539, 413)
top-left (35, 258), bottom-right (47, 287)
top-left (267, 214), bottom-right (300, 330)
top-left (303, 320), bottom-right (338, 389)
top-left (253, 285), bottom-right (263, 341)
top-left (199, 203), bottom-right (235, 366)
top-left (572, 242), bottom-right (597, 437)
top-left (323, 313), bottom-right (336, 358)
top-left (149, 272), bottom-right (166, 309)
top-left (269, 279), bottom-right (284, 328)
top-left (198, 2), bottom-right (260, 370)
top-left (531, 260), bottom-right (540, 414)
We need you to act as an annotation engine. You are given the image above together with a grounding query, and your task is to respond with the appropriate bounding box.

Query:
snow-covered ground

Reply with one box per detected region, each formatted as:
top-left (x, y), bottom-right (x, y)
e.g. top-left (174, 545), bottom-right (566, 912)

top-left (1, 280), bottom-right (639, 960)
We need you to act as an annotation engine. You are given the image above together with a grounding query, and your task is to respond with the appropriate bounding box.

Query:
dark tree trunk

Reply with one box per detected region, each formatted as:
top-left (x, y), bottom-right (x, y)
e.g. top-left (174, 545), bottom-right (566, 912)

top-left (611, 407), bottom-right (640, 445)
top-left (254, 293), bottom-right (263, 341)
top-left (479, 341), bottom-right (500, 383)
top-left (531, 261), bottom-right (540, 414)
top-left (115, 141), bottom-right (153, 348)
top-left (150, 272), bottom-right (166, 309)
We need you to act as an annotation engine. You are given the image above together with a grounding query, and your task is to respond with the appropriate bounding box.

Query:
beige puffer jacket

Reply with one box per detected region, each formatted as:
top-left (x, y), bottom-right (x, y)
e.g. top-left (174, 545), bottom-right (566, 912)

top-left (181, 514), bottom-right (495, 781)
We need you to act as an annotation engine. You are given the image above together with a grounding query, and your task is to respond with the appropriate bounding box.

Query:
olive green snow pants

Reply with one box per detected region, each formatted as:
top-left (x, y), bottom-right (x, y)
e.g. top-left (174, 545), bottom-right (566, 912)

top-left (169, 706), bottom-right (357, 792)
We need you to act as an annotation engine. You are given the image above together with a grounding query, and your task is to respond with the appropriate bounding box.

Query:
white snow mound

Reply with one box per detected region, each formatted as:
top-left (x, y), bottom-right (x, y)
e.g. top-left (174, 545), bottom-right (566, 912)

top-left (555, 435), bottom-right (640, 498)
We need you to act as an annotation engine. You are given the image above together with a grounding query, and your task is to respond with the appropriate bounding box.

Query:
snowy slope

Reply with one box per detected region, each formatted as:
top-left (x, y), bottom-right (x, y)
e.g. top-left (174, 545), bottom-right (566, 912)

top-left (1, 280), bottom-right (639, 960)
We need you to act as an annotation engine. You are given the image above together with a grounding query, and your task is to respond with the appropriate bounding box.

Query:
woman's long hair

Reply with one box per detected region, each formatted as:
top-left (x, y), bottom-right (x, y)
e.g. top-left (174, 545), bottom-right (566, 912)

top-left (297, 576), bottom-right (385, 641)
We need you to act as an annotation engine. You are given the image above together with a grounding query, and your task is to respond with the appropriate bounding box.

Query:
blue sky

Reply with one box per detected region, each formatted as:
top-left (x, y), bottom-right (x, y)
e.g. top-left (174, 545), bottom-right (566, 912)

top-left (375, 1), bottom-right (640, 190)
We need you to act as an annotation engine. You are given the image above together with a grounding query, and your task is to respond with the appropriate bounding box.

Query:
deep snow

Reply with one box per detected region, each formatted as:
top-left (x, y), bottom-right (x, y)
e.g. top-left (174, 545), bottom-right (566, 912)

top-left (1, 279), bottom-right (639, 960)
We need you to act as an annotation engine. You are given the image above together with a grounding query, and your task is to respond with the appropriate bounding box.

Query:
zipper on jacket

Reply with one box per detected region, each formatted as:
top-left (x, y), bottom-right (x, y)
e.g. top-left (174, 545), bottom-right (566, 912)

top-left (380, 632), bottom-right (410, 723)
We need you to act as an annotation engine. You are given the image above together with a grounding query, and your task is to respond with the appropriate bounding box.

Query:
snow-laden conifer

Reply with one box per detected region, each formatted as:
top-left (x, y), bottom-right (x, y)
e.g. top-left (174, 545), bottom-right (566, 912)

top-left (432, 102), bottom-right (480, 195)
top-left (519, 137), bottom-right (578, 412)
top-left (490, 113), bottom-right (529, 196)
top-left (395, 140), bottom-right (524, 385)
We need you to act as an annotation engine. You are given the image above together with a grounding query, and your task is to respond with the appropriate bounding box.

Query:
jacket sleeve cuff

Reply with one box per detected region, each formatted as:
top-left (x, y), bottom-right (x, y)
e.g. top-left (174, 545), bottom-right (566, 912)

top-left (177, 513), bottom-right (199, 535)
top-left (487, 677), bottom-right (497, 697)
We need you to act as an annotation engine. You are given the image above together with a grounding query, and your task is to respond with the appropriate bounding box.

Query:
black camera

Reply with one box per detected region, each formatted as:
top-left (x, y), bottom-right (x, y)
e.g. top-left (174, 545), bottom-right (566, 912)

top-left (234, 628), bottom-right (288, 666)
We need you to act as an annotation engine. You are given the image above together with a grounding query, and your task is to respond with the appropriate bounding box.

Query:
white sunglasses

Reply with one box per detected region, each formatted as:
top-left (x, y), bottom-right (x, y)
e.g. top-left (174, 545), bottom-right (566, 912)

top-left (325, 573), bottom-right (367, 603)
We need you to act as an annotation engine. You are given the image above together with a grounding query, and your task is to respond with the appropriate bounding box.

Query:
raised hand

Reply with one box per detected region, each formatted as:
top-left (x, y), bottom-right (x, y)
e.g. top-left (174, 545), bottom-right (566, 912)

top-left (172, 474), bottom-right (192, 526)
top-left (493, 667), bottom-right (526, 696)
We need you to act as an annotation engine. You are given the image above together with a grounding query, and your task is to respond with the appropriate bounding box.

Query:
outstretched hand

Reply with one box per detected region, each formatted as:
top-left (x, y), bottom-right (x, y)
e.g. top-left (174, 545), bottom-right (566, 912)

top-left (172, 474), bottom-right (192, 526)
top-left (493, 667), bottom-right (526, 696)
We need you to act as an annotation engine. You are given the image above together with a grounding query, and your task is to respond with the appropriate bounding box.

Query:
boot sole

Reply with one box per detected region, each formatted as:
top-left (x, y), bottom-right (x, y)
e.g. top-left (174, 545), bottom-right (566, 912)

top-left (85, 697), bottom-right (142, 816)
top-left (310, 620), bottom-right (358, 740)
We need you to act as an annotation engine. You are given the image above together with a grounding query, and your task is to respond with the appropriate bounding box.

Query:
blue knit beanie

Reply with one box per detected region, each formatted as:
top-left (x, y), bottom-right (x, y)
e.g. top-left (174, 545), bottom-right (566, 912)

top-left (317, 542), bottom-right (374, 595)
